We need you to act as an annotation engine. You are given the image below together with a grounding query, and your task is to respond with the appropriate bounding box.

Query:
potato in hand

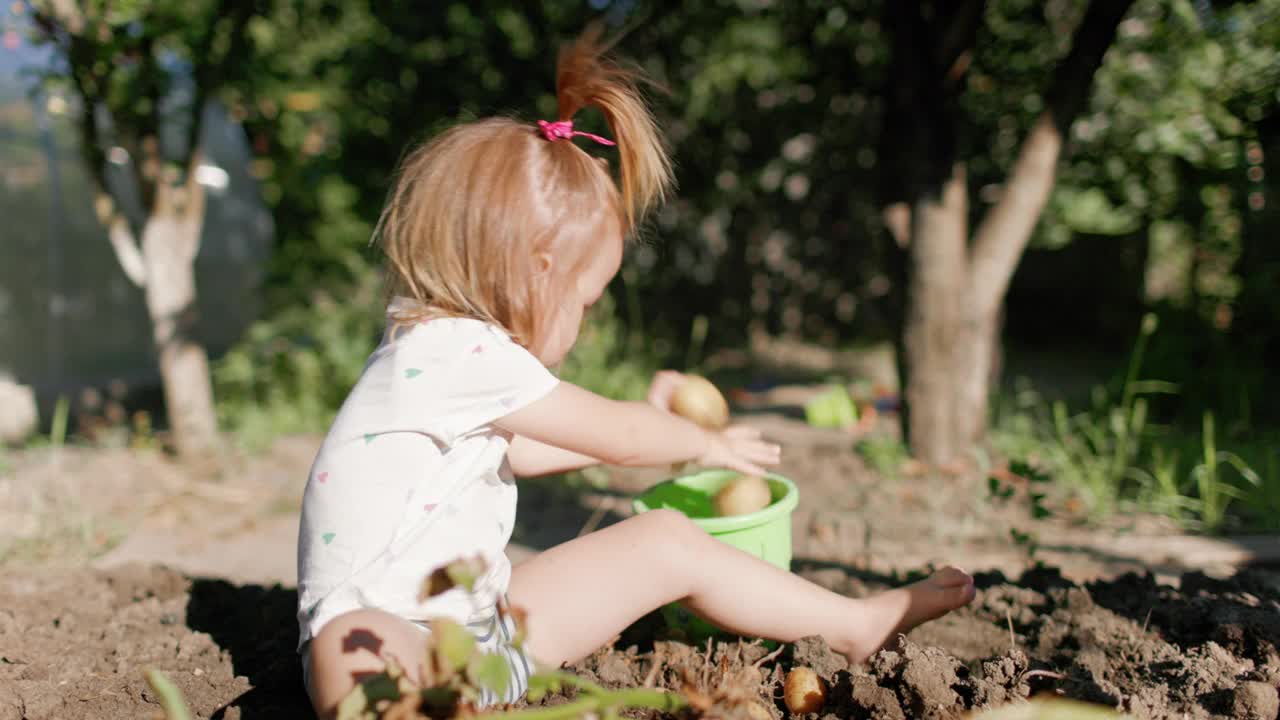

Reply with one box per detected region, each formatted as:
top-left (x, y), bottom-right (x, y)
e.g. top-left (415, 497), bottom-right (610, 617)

top-left (670, 374), bottom-right (730, 430)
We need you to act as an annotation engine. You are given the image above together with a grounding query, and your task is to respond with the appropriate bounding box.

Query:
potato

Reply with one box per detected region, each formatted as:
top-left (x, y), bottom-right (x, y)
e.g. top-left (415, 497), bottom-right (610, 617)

top-left (783, 667), bottom-right (826, 715)
top-left (670, 374), bottom-right (730, 430)
top-left (713, 474), bottom-right (772, 517)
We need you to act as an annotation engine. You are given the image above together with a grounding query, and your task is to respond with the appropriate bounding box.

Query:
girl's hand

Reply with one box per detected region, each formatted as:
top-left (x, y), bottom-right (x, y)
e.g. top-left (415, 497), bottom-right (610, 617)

top-left (645, 370), bottom-right (687, 412)
top-left (698, 425), bottom-right (781, 477)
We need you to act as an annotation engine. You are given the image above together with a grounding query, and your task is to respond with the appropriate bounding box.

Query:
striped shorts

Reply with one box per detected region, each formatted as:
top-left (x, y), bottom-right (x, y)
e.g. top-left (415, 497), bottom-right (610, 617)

top-left (301, 599), bottom-right (534, 708)
top-left (466, 600), bottom-right (534, 707)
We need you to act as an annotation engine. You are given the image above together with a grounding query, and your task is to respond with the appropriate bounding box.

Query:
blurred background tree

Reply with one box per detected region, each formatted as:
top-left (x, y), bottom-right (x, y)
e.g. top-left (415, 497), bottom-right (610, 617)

top-left (11, 0), bottom-right (1278, 502)
top-left (877, 0), bottom-right (1136, 468)
top-left (25, 0), bottom-right (265, 458)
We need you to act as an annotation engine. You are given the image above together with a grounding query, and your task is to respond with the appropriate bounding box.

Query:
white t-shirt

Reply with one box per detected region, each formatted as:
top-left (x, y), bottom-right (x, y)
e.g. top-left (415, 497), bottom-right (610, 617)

top-left (295, 301), bottom-right (559, 650)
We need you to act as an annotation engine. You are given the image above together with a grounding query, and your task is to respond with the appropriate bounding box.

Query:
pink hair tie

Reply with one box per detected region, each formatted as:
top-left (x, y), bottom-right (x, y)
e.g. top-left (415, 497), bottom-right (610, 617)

top-left (536, 119), bottom-right (616, 147)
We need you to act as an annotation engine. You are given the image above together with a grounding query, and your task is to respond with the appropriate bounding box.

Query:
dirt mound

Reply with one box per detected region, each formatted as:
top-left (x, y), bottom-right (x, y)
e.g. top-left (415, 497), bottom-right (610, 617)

top-left (567, 565), bottom-right (1280, 720)
top-left (0, 564), bottom-right (308, 720)
top-left (3, 562), bottom-right (1279, 719)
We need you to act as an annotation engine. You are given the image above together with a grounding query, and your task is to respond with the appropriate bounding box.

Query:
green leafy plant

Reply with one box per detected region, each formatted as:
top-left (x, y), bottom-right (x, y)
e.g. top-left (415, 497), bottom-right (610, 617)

top-left (1188, 412), bottom-right (1262, 532)
top-left (1132, 444), bottom-right (1195, 525)
top-left (217, 272), bottom-right (664, 452)
top-left (143, 557), bottom-right (689, 720)
top-left (994, 314), bottom-right (1270, 532)
top-left (1240, 449), bottom-right (1280, 531)
top-left (987, 461), bottom-right (1055, 521)
top-left (1009, 527), bottom-right (1041, 562)
top-left (855, 435), bottom-right (910, 478)
top-left (992, 315), bottom-right (1168, 518)
top-left (214, 268), bottom-right (386, 450)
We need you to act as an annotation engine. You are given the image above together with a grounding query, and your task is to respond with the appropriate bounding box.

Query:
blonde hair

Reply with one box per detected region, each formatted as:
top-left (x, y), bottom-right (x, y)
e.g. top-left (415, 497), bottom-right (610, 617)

top-left (375, 26), bottom-right (674, 348)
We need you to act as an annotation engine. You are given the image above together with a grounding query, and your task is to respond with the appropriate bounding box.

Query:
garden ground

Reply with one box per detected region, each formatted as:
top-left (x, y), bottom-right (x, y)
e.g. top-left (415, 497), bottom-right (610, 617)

top-left (2, 404), bottom-right (1279, 719)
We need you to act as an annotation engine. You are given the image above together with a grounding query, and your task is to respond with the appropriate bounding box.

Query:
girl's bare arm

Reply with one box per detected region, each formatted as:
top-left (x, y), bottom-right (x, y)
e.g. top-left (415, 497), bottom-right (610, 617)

top-left (495, 381), bottom-right (779, 475)
top-left (506, 435), bottom-right (600, 478)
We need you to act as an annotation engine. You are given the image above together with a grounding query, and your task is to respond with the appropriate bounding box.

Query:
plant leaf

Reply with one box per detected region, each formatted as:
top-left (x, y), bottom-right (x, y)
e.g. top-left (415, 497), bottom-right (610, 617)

top-left (469, 652), bottom-right (511, 698)
top-left (526, 672), bottom-right (565, 702)
top-left (143, 669), bottom-right (193, 720)
top-left (433, 619), bottom-right (477, 674)
top-left (335, 684), bottom-right (371, 720)
top-left (420, 556), bottom-right (488, 600)
top-left (361, 672), bottom-right (402, 705)
top-left (1127, 380), bottom-right (1180, 395)
top-left (420, 686), bottom-right (459, 713)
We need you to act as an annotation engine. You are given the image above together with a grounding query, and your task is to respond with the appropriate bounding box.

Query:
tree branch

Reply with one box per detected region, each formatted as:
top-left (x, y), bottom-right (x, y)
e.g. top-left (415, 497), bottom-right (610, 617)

top-left (883, 203), bottom-right (911, 249)
top-left (968, 0), bottom-right (1136, 317)
top-left (136, 28), bottom-right (161, 213)
top-left (67, 63), bottom-right (109, 191)
top-left (183, 0), bottom-right (256, 175)
top-left (877, 2), bottom-right (967, 211)
top-left (936, 0), bottom-right (986, 87)
top-left (36, 9), bottom-right (112, 195)
top-left (1043, 0), bottom-right (1138, 134)
top-left (98, 195), bottom-right (149, 287)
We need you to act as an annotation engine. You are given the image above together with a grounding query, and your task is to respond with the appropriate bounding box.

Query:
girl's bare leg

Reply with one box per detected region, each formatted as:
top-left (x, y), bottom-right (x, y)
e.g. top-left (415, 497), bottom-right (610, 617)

top-left (306, 609), bottom-right (429, 719)
top-left (510, 509), bottom-right (974, 669)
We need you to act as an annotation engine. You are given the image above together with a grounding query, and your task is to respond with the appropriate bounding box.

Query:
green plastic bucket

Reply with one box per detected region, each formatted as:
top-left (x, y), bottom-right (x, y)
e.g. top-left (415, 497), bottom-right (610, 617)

top-left (632, 469), bottom-right (799, 639)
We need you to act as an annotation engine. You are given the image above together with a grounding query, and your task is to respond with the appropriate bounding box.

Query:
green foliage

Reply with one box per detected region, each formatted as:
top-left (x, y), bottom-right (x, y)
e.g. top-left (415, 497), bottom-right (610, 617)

top-left (804, 384), bottom-right (859, 429)
top-left (25, 0), bottom-right (262, 181)
top-left (28, 0), bottom-right (1276, 449)
top-left (556, 288), bottom-right (659, 403)
top-left (1187, 411), bottom-right (1264, 531)
top-left (993, 313), bottom-right (1273, 532)
top-left (855, 435), bottom-right (909, 479)
top-left (1044, 0), bottom-right (1280, 317)
top-left (214, 268), bottom-right (384, 449)
top-left (183, 0), bottom-right (1275, 449)
top-left (215, 269), bottom-right (663, 448)
top-left (117, 558), bottom-right (692, 720)
top-left (49, 394), bottom-right (68, 450)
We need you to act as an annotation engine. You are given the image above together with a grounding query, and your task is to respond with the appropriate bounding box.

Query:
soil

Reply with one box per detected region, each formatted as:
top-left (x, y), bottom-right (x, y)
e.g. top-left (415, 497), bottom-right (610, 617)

top-left (563, 564), bottom-right (1280, 720)
top-left (3, 410), bottom-right (1280, 719)
top-left (6, 562), bottom-right (1278, 719)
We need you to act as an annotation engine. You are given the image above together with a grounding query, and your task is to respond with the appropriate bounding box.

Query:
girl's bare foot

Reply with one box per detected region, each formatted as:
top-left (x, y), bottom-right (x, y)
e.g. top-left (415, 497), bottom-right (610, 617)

top-left (841, 566), bottom-right (976, 664)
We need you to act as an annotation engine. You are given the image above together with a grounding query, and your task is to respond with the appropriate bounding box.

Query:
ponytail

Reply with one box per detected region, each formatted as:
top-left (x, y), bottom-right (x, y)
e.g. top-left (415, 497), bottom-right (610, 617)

top-left (552, 25), bottom-right (674, 232)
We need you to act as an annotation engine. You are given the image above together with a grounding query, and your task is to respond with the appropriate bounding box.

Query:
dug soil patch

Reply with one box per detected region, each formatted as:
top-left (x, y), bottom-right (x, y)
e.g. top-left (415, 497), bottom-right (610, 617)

top-left (4, 563), bottom-right (1279, 719)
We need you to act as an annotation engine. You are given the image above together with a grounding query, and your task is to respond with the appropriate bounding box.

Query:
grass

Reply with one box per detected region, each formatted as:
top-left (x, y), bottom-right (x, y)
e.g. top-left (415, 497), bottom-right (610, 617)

top-left (855, 435), bottom-right (910, 478)
top-left (992, 313), bottom-right (1276, 534)
top-left (0, 447), bottom-right (129, 566)
top-left (214, 270), bottom-right (387, 451)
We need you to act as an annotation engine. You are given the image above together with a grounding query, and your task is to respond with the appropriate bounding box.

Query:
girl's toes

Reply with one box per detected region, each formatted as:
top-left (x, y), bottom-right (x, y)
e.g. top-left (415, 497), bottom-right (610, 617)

top-left (937, 574), bottom-right (975, 610)
top-left (932, 566), bottom-right (973, 589)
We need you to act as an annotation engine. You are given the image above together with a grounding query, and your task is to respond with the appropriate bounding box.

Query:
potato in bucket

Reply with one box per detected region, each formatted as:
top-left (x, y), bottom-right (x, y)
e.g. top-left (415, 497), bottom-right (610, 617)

top-left (713, 474), bottom-right (772, 517)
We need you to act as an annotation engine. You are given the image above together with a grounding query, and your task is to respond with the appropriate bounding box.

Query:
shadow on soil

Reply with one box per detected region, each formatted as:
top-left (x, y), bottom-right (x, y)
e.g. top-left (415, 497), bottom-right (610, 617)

top-left (512, 475), bottom-right (631, 552)
top-left (186, 578), bottom-right (312, 719)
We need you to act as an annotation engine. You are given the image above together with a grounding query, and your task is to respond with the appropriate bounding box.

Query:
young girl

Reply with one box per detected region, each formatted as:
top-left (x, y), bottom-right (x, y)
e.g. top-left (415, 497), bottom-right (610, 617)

top-left (296, 28), bottom-right (975, 717)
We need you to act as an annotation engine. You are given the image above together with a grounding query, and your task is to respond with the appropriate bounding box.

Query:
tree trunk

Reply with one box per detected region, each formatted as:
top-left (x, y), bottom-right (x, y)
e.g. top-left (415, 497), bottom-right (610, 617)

top-left (36, 2), bottom-right (246, 460)
top-left (903, 164), bottom-right (968, 466)
top-left (138, 174), bottom-right (217, 458)
top-left (887, 0), bottom-right (1134, 469)
top-left (952, 303), bottom-right (1001, 452)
